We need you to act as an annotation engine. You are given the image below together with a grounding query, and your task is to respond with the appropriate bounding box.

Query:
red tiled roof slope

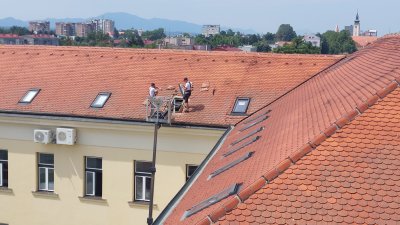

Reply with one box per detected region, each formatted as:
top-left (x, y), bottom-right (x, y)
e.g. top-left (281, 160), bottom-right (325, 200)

top-left (161, 35), bottom-right (400, 224)
top-left (0, 45), bottom-right (341, 127)
top-left (352, 36), bottom-right (378, 48)
top-left (218, 88), bottom-right (400, 225)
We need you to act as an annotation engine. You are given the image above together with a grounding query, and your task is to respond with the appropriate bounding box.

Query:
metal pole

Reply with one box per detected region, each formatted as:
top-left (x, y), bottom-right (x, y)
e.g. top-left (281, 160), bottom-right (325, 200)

top-left (147, 122), bottom-right (159, 225)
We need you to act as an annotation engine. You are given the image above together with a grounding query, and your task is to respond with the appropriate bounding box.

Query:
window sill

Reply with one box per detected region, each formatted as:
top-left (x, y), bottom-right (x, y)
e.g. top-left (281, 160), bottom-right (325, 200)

top-left (0, 187), bottom-right (13, 194)
top-left (79, 196), bottom-right (107, 203)
top-left (32, 191), bottom-right (59, 198)
top-left (128, 201), bottom-right (158, 208)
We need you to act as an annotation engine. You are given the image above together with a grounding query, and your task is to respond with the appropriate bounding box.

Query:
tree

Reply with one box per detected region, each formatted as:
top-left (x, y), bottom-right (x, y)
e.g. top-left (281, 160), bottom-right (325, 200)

top-left (255, 41), bottom-right (271, 52)
top-left (124, 30), bottom-right (144, 47)
top-left (273, 37), bottom-right (320, 54)
top-left (320, 30), bottom-right (357, 54)
top-left (113, 28), bottom-right (119, 39)
top-left (142, 28), bottom-right (166, 41)
top-left (275, 24), bottom-right (297, 41)
top-left (262, 32), bottom-right (275, 44)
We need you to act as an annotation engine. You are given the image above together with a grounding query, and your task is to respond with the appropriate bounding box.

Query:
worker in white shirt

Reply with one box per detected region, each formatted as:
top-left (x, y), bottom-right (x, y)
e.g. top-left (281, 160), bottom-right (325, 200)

top-left (149, 83), bottom-right (158, 98)
top-left (182, 77), bottom-right (192, 112)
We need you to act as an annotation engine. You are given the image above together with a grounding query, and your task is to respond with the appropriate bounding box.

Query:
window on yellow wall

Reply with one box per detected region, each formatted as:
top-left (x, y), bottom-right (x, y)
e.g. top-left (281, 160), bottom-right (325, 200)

top-left (85, 157), bottom-right (102, 197)
top-left (186, 164), bottom-right (199, 181)
top-left (0, 150), bottom-right (8, 187)
top-left (134, 161), bottom-right (152, 202)
top-left (38, 153), bottom-right (54, 192)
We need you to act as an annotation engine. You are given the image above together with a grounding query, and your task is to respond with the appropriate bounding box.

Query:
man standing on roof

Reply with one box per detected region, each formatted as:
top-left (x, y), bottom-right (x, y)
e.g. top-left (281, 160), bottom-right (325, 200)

top-left (149, 83), bottom-right (158, 98)
top-left (182, 77), bottom-right (192, 112)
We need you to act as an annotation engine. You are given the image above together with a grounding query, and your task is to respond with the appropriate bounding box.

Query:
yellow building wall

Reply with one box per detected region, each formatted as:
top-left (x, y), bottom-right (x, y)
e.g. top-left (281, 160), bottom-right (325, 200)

top-left (0, 116), bottom-right (224, 225)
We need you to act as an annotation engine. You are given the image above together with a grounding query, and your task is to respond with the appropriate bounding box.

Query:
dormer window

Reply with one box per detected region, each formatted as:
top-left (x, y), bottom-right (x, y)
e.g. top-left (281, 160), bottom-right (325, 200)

top-left (19, 89), bottom-right (40, 104)
top-left (232, 97), bottom-right (250, 114)
top-left (91, 92), bottom-right (111, 108)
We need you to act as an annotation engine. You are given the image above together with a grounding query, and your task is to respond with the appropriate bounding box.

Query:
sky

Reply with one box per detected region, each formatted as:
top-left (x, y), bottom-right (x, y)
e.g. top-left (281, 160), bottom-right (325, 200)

top-left (1, 0), bottom-right (399, 35)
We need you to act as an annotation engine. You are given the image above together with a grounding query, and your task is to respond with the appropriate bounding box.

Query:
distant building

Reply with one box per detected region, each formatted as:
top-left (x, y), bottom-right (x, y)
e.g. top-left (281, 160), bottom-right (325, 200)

top-left (29, 21), bottom-right (50, 34)
top-left (363, 29), bottom-right (378, 37)
top-left (163, 37), bottom-right (194, 46)
top-left (91, 19), bottom-right (115, 35)
top-left (303, 34), bottom-right (321, 47)
top-left (344, 25), bottom-right (353, 35)
top-left (0, 34), bottom-right (58, 46)
top-left (55, 22), bottom-right (76, 36)
top-left (0, 34), bottom-right (24, 45)
top-left (213, 45), bottom-right (241, 52)
top-left (353, 12), bottom-right (361, 36)
top-left (22, 35), bottom-right (59, 46)
top-left (75, 23), bottom-right (94, 37)
top-left (202, 25), bottom-right (220, 37)
top-left (239, 45), bottom-right (257, 52)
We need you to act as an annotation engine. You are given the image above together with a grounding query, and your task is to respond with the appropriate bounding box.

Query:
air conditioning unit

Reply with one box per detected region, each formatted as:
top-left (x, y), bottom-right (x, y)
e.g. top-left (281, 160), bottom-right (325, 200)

top-left (56, 128), bottom-right (76, 145)
top-left (34, 129), bottom-right (53, 144)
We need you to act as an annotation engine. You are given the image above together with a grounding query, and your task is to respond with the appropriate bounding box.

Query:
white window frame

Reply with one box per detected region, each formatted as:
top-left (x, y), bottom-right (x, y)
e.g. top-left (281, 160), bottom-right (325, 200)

top-left (134, 161), bottom-right (152, 202)
top-left (85, 157), bottom-right (102, 197)
top-left (85, 171), bottom-right (96, 196)
top-left (135, 175), bottom-right (151, 202)
top-left (38, 167), bottom-right (54, 191)
top-left (37, 153), bottom-right (54, 192)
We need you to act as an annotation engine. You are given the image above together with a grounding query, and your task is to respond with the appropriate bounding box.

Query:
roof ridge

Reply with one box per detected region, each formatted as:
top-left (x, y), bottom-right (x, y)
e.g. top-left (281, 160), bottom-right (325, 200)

top-left (195, 78), bottom-right (400, 225)
top-left (0, 45), bottom-right (344, 59)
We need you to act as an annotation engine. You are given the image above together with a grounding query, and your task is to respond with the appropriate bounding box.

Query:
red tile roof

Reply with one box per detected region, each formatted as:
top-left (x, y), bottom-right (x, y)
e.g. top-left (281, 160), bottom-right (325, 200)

top-left (0, 45), bottom-right (341, 127)
top-left (218, 88), bottom-right (400, 224)
top-left (159, 35), bottom-right (400, 224)
top-left (0, 34), bottom-right (20, 38)
top-left (352, 36), bottom-right (378, 48)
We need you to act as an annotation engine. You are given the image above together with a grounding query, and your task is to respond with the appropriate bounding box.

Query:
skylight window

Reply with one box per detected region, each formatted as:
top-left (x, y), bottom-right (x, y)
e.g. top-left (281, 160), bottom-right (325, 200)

top-left (209, 152), bottom-right (254, 179)
top-left (232, 97), bottom-right (250, 114)
top-left (19, 89), bottom-right (40, 104)
top-left (183, 183), bottom-right (240, 218)
top-left (224, 136), bottom-right (260, 157)
top-left (91, 92), bottom-right (111, 108)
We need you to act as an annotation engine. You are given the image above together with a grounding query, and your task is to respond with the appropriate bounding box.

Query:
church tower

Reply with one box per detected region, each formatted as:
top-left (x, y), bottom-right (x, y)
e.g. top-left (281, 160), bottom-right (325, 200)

top-left (353, 11), bottom-right (361, 36)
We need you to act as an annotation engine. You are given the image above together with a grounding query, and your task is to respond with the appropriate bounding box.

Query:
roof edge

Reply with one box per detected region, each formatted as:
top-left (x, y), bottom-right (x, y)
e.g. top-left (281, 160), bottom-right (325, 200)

top-left (0, 110), bottom-right (227, 130)
top-left (194, 79), bottom-right (400, 225)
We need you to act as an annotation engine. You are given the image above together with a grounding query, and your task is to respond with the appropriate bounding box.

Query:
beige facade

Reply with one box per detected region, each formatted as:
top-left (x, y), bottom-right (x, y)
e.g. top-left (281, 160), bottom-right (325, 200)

top-left (0, 115), bottom-right (224, 225)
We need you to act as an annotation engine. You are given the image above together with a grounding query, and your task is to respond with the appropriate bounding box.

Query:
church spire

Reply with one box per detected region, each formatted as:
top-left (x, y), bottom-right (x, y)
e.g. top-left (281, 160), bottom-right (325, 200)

top-left (355, 11), bottom-right (360, 22)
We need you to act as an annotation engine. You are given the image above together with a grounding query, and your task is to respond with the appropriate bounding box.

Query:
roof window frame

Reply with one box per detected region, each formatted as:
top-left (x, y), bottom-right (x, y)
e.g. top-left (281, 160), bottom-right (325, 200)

top-left (19, 88), bottom-right (41, 104)
top-left (209, 152), bottom-right (254, 179)
top-left (231, 97), bottom-right (251, 115)
top-left (243, 109), bottom-right (271, 124)
top-left (224, 136), bottom-right (260, 157)
top-left (183, 183), bottom-right (240, 218)
top-left (90, 92), bottom-right (111, 109)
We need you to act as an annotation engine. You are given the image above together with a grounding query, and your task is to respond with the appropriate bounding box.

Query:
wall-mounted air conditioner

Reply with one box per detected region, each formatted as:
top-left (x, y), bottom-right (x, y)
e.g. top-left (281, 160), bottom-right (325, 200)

top-left (34, 129), bottom-right (53, 144)
top-left (56, 128), bottom-right (76, 145)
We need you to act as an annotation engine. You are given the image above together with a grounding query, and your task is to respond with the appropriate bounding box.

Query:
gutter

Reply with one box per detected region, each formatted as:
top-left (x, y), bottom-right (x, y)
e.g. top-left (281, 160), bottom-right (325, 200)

top-left (153, 126), bottom-right (233, 225)
top-left (0, 110), bottom-right (227, 131)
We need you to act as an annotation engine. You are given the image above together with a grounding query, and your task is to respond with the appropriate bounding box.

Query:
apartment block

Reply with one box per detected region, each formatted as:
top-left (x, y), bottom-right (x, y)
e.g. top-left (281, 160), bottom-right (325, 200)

top-left (29, 21), bottom-right (50, 34)
top-left (202, 25), bottom-right (220, 37)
